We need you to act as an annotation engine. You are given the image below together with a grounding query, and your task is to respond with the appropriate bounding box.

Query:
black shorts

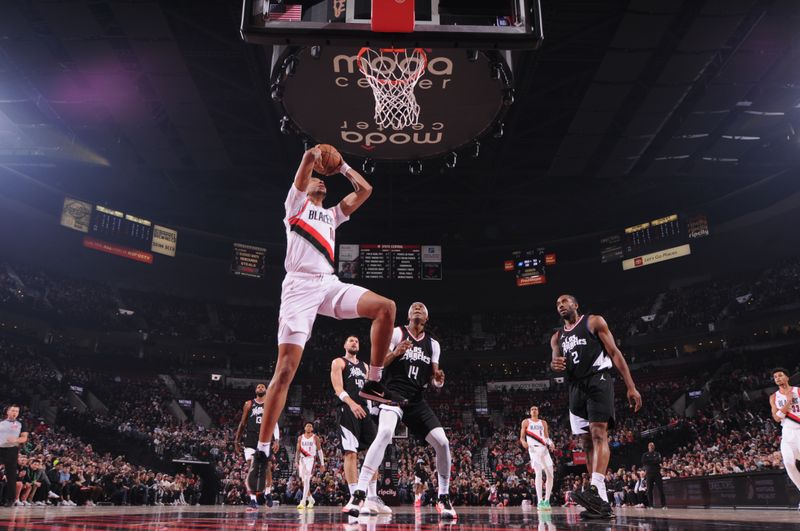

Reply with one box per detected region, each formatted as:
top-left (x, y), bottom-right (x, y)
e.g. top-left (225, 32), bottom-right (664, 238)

top-left (382, 398), bottom-right (442, 442)
top-left (568, 371), bottom-right (615, 434)
top-left (337, 404), bottom-right (378, 452)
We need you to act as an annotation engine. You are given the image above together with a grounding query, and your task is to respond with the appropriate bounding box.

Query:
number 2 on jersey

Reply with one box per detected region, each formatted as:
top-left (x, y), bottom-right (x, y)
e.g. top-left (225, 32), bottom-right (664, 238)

top-left (408, 365), bottom-right (419, 380)
top-left (571, 352), bottom-right (580, 365)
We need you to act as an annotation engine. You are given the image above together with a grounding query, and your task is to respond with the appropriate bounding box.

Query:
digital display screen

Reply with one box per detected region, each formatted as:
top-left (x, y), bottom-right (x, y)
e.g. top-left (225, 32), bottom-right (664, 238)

top-left (232, 243), bottom-right (267, 279)
top-left (600, 213), bottom-right (709, 269)
top-left (505, 248), bottom-right (553, 287)
top-left (89, 206), bottom-right (153, 252)
top-left (338, 244), bottom-right (442, 280)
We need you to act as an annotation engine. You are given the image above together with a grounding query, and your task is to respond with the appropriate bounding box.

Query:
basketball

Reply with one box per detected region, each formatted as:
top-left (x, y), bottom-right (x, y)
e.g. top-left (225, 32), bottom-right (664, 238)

top-left (313, 144), bottom-right (343, 176)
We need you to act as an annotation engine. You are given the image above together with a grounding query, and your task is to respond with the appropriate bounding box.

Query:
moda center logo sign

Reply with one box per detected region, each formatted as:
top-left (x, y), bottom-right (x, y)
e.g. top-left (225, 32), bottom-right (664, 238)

top-left (276, 46), bottom-right (508, 160)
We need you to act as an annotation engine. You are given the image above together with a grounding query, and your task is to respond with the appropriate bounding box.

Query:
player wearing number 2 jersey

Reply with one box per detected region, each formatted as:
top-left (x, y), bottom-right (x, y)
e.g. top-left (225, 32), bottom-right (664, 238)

top-left (256, 147), bottom-right (405, 459)
top-left (345, 302), bottom-right (456, 519)
top-left (550, 294), bottom-right (641, 520)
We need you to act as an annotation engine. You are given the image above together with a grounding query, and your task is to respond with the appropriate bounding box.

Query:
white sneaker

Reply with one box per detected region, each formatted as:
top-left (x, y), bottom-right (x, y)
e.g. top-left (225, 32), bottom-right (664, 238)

top-left (360, 499), bottom-right (378, 516)
top-left (13, 500), bottom-right (23, 506)
top-left (48, 492), bottom-right (60, 499)
top-left (367, 496), bottom-right (392, 514)
top-left (306, 497), bottom-right (315, 508)
top-left (69, 500), bottom-right (77, 506)
top-left (35, 501), bottom-right (45, 506)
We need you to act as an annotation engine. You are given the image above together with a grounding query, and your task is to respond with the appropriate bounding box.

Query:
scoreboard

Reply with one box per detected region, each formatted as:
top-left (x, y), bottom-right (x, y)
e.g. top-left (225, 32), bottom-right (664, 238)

top-left (61, 199), bottom-right (178, 264)
top-left (504, 248), bottom-right (556, 287)
top-left (601, 213), bottom-right (709, 270)
top-left (338, 244), bottom-right (442, 280)
top-left (90, 206), bottom-right (153, 252)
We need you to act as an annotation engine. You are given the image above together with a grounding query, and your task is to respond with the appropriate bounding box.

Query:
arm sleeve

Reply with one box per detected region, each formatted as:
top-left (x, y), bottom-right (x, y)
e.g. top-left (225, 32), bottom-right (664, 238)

top-left (431, 339), bottom-right (441, 364)
top-left (273, 424), bottom-right (280, 441)
top-left (389, 327), bottom-right (402, 350)
top-left (284, 185), bottom-right (307, 217)
top-left (333, 203), bottom-right (350, 228)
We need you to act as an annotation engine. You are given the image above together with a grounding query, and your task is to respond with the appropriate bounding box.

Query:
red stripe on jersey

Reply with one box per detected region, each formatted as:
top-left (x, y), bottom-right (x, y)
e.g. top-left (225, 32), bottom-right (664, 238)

top-left (526, 430), bottom-right (547, 446)
top-left (299, 446), bottom-right (313, 457)
top-left (290, 218), bottom-right (334, 262)
top-left (787, 412), bottom-right (800, 425)
top-left (288, 199), bottom-right (310, 224)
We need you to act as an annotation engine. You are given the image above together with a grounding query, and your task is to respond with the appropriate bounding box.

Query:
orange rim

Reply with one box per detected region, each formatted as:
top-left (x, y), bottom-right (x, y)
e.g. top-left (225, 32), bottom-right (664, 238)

top-left (357, 47), bottom-right (428, 86)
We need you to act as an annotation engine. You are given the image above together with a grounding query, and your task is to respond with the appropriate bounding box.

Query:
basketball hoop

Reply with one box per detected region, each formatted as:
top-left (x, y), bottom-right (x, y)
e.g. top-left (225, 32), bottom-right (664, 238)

top-left (357, 47), bottom-right (428, 131)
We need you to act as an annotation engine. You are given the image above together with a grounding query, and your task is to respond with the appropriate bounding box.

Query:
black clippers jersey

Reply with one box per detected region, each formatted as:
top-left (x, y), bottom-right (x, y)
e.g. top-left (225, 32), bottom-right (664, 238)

top-left (385, 326), bottom-right (436, 401)
top-left (243, 399), bottom-right (264, 447)
top-left (342, 357), bottom-right (369, 406)
top-left (557, 314), bottom-right (612, 380)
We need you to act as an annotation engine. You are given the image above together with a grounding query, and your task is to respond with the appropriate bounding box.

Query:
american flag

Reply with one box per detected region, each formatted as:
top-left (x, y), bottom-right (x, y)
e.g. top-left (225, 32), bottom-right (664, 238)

top-left (266, 3), bottom-right (302, 22)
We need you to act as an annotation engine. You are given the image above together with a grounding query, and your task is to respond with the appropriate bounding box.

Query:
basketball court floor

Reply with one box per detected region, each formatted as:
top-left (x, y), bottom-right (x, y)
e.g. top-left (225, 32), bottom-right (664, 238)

top-left (0, 505), bottom-right (797, 530)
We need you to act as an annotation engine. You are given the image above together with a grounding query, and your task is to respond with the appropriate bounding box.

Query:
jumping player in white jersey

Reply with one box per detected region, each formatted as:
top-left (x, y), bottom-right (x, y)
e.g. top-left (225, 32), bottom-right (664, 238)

top-left (519, 405), bottom-right (555, 511)
top-left (295, 423), bottom-right (324, 509)
top-left (769, 367), bottom-right (800, 509)
top-left (257, 147), bottom-right (404, 457)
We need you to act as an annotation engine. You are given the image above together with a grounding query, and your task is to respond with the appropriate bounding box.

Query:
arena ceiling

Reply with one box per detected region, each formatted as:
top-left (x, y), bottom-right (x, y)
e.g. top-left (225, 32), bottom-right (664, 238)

top-left (0, 0), bottom-right (798, 254)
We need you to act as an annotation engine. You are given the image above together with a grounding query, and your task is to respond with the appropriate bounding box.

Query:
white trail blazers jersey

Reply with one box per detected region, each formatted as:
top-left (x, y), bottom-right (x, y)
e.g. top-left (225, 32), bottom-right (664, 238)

top-left (299, 434), bottom-right (317, 460)
top-left (284, 185), bottom-right (348, 275)
top-left (775, 386), bottom-right (800, 433)
top-left (526, 419), bottom-right (548, 448)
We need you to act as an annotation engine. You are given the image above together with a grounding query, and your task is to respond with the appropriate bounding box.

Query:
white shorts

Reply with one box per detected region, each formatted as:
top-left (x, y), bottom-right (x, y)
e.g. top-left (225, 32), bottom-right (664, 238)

top-left (528, 446), bottom-right (554, 470)
top-left (298, 457), bottom-right (314, 478)
top-left (244, 447), bottom-right (256, 462)
top-left (278, 272), bottom-right (368, 347)
top-left (781, 429), bottom-right (800, 461)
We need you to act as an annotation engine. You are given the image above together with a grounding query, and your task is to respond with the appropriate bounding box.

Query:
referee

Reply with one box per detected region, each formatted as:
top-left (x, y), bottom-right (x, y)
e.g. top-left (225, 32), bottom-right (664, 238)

top-left (0, 405), bottom-right (28, 507)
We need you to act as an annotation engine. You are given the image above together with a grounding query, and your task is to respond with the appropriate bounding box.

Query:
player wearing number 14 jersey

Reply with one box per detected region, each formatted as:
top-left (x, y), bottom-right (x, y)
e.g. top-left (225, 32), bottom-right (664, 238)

top-left (345, 302), bottom-right (456, 519)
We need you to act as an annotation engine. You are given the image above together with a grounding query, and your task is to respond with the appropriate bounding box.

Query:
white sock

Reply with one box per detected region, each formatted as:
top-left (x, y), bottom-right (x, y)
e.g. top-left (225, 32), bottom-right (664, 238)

top-left (368, 365), bottom-right (383, 382)
top-left (533, 467), bottom-right (543, 502)
top-left (368, 479), bottom-right (377, 498)
top-left (348, 483), bottom-right (357, 495)
top-left (357, 411), bottom-right (397, 491)
top-left (591, 472), bottom-right (608, 502)
top-left (256, 441), bottom-right (271, 456)
top-left (249, 494), bottom-right (257, 502)
top-left (265, 486), bottom-right (271, 495)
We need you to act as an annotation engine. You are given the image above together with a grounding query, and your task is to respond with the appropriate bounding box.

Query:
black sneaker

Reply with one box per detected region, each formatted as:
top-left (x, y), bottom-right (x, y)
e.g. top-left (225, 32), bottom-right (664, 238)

top-left (580, 501), bottom-right (615, 520)
top-left (572, 485), bottom-right (604, 513)
top-left (344, 489), bottom-right (366, 516)
top-left (265, 492), bottom-right (273, 508)
top-left (359, 381), bottom-right (407, 406)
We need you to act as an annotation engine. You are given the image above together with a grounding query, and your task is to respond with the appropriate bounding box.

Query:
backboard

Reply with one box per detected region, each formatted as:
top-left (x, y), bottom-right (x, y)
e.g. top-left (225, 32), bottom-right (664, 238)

top-left (270, 45), bottom-right (514, 161)
top-left (241, 0), bottom-right (543, 49)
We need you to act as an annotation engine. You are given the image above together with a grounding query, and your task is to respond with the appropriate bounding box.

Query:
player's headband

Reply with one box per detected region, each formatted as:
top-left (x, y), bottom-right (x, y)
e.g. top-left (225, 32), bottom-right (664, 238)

top-left (408, 302), bottom-right (429, 319)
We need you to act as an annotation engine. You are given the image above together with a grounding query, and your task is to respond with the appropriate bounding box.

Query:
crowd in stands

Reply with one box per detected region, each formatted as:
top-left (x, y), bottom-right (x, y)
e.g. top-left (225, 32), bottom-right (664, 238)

top-left (0, 414), bottom-right (202, 507)
top-left (2, 255), bottom-right (799, 356)
top-left (0, 255), bottom-right (798, 508)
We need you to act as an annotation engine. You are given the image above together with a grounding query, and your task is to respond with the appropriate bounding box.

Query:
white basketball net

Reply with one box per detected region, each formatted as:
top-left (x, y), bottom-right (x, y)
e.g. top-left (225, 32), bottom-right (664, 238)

top-left (358, 47), bottom-right (427, 131)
